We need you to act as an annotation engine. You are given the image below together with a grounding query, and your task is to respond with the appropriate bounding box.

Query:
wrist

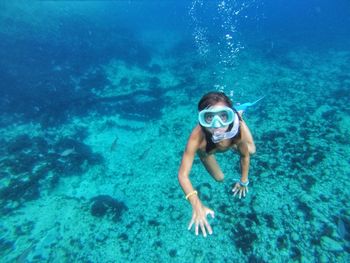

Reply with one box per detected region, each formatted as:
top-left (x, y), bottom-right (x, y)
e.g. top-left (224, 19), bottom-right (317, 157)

top-left (185, 190), bottom-right (200, 205)
top-left (238, 179), bottom-right (249, 187)
top-left (190, 196), bottom-right (201, 207)
top-left (185, 190), bottom-right (198, 200)
top-left (185, 191), bottom-right (200, 207)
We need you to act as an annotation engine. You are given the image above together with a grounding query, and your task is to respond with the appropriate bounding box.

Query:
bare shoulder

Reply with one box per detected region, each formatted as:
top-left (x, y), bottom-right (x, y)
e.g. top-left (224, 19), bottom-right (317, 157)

top-left (187, 125), bottom-right (206, 152)
top-left (239, 119), bottom-right (251, 136)
top-left (238, 119), bottom-right (256, 154)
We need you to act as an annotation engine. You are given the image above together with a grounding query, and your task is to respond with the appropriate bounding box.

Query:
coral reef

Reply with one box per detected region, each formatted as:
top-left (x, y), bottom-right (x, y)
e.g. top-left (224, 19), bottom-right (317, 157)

top-left (90, 195), bottom-right (128, 222)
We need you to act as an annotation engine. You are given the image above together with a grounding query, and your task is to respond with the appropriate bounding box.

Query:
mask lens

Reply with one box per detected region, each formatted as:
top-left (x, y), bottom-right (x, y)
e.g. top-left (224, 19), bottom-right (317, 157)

top-left (218, 111), bottom-right (228, 122)
top-left (204, 113), bottom-right (214, 124)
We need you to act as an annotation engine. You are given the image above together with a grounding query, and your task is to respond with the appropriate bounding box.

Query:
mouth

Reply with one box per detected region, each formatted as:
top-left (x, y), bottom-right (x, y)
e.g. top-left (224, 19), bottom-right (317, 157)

top-left (210, 127), bottom-right (228, 134)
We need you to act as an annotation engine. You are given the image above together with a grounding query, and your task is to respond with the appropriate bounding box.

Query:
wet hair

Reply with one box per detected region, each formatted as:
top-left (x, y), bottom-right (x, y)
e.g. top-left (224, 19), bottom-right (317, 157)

top-left (197, 91), bottom-right (238, 153)
top-left (198, 91), bottom-right (233, 111)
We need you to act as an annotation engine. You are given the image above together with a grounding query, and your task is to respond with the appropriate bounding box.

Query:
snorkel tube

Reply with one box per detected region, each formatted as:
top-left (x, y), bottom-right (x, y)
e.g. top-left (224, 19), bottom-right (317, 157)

top-left (235, 96), bottom-right (265, 113)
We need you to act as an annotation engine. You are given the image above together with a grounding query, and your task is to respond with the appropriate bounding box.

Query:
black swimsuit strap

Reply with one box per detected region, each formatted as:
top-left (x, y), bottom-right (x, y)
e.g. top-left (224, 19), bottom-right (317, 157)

top-left (232, 107), bottom-right (243, 121)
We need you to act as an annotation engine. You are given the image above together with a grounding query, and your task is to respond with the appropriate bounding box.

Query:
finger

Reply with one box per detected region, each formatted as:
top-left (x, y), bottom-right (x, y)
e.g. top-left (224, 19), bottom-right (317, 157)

top-left (200, 221), bottom-right (207, 237)
top-left (243, 189), bottom-right (246, 197)
top-left (207, 209), bottom-right (215, 219)
top-left (232, 186), bottom-right (237, 192)
top-left (204, 220), bottom-right (213, 235)
top-left (239, 190), bottom-right (242, 199)
top-left (195, 222), bottom-right (199, 236)
top-left (188, 219), bottom-right (194, 230)
top-left (246, 186), bottom-right (249, 193)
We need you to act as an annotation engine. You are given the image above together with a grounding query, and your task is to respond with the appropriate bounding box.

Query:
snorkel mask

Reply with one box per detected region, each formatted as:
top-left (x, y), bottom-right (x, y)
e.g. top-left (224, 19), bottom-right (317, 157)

top-left (198, 106), bottom-right (235, 128)
top-left (198, 106), bottom-right (240, 143)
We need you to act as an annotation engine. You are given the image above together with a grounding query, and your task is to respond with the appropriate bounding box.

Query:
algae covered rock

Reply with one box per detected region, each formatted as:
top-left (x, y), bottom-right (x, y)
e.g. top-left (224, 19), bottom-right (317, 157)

top-left (320, 236), bottom-right (343, 252)
top-left (90, 195), bottom-right (128, 222)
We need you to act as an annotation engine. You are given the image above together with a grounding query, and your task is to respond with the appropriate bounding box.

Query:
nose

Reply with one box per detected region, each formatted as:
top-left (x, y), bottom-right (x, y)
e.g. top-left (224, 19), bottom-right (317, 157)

top-left (212, 118), bottom-right (222, 128)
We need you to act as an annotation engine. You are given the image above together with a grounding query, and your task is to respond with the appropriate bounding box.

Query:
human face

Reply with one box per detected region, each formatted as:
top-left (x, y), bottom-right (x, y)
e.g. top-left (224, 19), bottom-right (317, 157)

top-left (198, 103), bottom-right (234, 133)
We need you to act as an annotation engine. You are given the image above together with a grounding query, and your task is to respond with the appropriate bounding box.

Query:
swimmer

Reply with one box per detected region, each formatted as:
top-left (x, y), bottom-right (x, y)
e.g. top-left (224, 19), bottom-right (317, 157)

top-left (178, 91), bottom-right (256, 237)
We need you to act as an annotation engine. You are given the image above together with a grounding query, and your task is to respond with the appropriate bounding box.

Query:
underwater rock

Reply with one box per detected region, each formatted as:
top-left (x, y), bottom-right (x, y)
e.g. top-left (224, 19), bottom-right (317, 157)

top-left (31, 137), bottom-right (49, 154)
top-left (277, 235), bottom-right (288, 250)
top-left (0, 134), bottom-right (103, 215)
top-left (148, 77), bottom-right (161, 88)
top-left (336, 215), bottom-right (350, 242)
top-left (290, 246), bottom-right (302, 261)
top-left (95, 232), bottom-right (108, 242)
top-left (6, 135), bottom-right (33, 154)
top-left (0, 172), bottom-right (41, 202)
top-left (291, 232), bottom-right (300, 242)
top-left (11, 152), bottom-right (39, 174)
top-left (260, 130), bottom-right (286, 141)
top-left (231, 223), bottom-right (257, 254)
top-left (321, 236), bottom-right (343, 252)
top-left (169, 249), bottom-right (177, 258)
top-left (90, 195), bottom-right (128, 222)
top-left (263, 214), bottom-right (276, 229)
top-left (52, 138), bottom-right (103, 175)
top-left (297, 200), bottom-right (314, 220)
top-left (337, 217), bottom-right (347, 239)
top-left (197, 183), bottom-right (212, 202)
top-left (0, 238), bottom-right (14, 252)
top-left (79, 70), bottom-right (109, 91)
top-left (3, 135), bottom-right (49, 176)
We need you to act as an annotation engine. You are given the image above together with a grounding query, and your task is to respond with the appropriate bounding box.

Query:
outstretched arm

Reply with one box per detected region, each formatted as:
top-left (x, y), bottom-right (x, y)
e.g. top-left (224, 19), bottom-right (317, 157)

top-left (232, 120), bottom-right (255, 198)
top-left (178, 126), bottom-right (214, 237)
top-left (232, 141), bottom-right (251, 199)
top-left (239, 141), bottom-right (250, 184)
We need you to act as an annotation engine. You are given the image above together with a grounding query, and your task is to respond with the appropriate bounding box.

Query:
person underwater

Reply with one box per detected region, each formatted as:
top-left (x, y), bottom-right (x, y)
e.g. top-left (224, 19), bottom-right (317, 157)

top-left (178, 91), bottom-right (259, 237)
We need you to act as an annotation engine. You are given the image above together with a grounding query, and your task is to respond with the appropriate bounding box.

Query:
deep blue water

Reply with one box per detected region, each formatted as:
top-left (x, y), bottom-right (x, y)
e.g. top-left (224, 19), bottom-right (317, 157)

top-left (1, 1), bottom-right (350, 262)
top-left (1, 0), bottom-right (349, 124)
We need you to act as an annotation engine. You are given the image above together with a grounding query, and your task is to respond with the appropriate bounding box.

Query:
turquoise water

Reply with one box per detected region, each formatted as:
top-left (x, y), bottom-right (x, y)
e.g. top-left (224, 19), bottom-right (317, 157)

top-left (0, 1), bottom-right (350, 262)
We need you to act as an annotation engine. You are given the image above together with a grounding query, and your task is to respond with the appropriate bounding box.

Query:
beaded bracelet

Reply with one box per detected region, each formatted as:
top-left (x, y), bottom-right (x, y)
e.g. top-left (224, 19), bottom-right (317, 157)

top-left (239, 180), bottom-right (249, 187)
top-left (185, 190), bottom-right (198, 200)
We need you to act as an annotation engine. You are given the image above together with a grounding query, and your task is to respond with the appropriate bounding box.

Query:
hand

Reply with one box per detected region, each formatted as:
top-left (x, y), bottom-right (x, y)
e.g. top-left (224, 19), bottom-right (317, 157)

top-left (188, 202), bottom-right (215, 237)
top-left (232, 182), bottom-right (248, 199)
